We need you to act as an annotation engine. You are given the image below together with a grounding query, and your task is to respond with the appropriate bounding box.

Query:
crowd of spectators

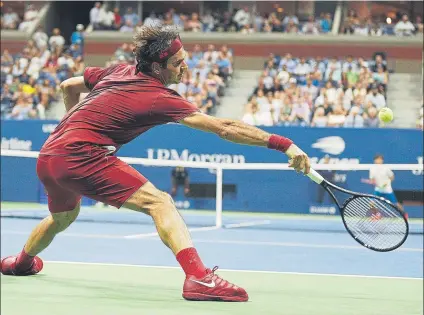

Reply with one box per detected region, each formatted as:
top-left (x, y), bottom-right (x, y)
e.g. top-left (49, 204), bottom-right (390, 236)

top-left (242, 53), bottom-right (390, 128)
top-left (342, 11), bottom-right (423, 36)
top-left (1, 25), bottom-right (85, 120)
top-left (89, 3), bottom-right (334, 34)
top-left (1, 4), bottom-right (41, 32)
top-left (106, 43), bottom-right (233, 115)
top-left (89, 3), bottom-right (423, 37)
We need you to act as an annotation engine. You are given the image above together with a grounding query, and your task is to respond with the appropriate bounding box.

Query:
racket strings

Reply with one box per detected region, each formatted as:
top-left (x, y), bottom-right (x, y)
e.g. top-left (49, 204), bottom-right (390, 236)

top-left (343, 196), bottom-right (407, 251)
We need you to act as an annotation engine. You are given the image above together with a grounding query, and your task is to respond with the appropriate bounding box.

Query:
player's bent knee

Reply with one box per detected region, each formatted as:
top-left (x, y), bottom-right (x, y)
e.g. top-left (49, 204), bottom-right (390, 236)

top-left (123, 182), bottom-right (176, 215)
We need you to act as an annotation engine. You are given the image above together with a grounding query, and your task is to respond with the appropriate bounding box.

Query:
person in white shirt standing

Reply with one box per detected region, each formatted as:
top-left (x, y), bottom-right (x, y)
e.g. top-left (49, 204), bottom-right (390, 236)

top-left (233, 7), bottom-right (251, 31)
top-left (394, 14), bottom-right (416, 36)
top-left (363, 154), bottom-right (405, 215)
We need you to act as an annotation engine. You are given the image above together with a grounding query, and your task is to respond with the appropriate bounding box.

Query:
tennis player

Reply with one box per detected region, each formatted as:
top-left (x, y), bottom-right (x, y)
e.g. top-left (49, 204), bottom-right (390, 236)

top-left (364, 154), bottom-right (405, 216)
top-left (1, 25), bottom-right (310, 302)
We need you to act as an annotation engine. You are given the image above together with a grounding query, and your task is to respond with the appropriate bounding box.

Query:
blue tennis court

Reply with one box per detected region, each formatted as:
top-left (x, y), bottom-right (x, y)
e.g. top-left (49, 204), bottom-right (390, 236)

top-left (1, 202), bottom-right (423, 315)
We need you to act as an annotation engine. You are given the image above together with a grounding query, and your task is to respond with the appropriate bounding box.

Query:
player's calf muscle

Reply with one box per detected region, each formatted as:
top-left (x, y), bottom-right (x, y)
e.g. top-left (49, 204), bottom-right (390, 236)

top-left (51, 205), bottom-right (80, 232)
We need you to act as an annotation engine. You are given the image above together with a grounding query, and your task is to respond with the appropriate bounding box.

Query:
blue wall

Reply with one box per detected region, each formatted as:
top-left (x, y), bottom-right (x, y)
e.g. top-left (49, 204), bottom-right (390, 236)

top-left (1, 120), bottom-right (423, 217)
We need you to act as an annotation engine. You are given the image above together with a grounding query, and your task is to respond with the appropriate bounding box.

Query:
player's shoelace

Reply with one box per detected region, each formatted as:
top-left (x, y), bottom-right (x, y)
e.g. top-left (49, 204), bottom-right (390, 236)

top-left (205, 266), bottom-right (237, 289)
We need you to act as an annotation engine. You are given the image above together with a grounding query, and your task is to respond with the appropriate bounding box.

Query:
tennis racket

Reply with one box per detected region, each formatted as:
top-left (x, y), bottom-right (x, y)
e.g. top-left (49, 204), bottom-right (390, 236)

top-left (306, 168), bottom-right (409, 252)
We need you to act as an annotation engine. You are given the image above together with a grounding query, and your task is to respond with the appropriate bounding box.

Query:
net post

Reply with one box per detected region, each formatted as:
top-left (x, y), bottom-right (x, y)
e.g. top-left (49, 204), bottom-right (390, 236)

top-left (215, 166), bottom-right (223, 228)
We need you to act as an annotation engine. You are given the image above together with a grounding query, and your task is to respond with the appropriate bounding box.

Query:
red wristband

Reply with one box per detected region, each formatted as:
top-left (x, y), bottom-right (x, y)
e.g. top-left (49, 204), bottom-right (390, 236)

top-left (267, 134), bottom-right (293, 153)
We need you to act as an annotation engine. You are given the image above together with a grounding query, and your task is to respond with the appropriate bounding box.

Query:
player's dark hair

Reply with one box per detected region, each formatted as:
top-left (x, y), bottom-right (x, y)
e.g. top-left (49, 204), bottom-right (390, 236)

top-left (374, 154), bottom-right (384, 160)
top-left (133, 25), bottom-right (180, 74)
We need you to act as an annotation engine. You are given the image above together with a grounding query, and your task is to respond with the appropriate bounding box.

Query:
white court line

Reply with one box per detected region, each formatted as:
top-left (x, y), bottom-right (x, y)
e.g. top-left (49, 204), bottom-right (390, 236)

top-left (124, 226), bottom-right (220, 239)
top-left (190, 238), bottom-right (424, 252)
top-left (44, 260), bottom-right (423, 281)
top-left (2, 230), bottom-right (422, 252)
top-left (224, 220), bottom-right (271, 229)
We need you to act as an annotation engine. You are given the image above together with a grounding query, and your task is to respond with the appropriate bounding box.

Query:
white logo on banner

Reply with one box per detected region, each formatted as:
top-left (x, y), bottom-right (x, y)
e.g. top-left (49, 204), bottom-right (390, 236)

top-left (146, 148), bottom-right (245, 164)
top-left (1, 137), bottom-right (32, 150)
top-left (311, 136), bottom-right (346, 155)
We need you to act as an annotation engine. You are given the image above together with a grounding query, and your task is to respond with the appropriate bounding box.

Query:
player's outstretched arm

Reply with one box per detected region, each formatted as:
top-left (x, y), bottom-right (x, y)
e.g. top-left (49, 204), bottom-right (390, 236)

top-left (59, 76), bottom-right (90, 112)
top-left (180, 112), bottom-right (310, 174)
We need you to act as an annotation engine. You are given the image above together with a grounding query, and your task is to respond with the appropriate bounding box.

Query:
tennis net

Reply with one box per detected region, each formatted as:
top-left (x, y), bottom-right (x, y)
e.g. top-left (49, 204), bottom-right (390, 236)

top-left (1, 149), bottom-right (423, 234)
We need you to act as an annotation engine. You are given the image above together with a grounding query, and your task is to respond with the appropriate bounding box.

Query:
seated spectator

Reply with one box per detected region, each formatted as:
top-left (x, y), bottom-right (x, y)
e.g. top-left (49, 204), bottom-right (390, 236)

top-left (414, 16), bottom-right (423, 34)
top-left (120, 20), bottom-right (134, 33)
top-left (255, 89), bottom-right (268, 106)
top-left (185, 13), bottom-right (202, 32)
top-left (9, 95), bottom-right (37, 120)
top-left (277, 65), bottom-right (290, 85)
top-left (301, 78), bottom-right (319, 99)
top-left (252, 11), bottom-right (264, 32)
top-left (324, 81), bottom-right (337, 104)
top-left (282, 14), bottom-right (299, 27)
top-left (242, 102), bottom-right (266, 126)
top-left (233, 7), bottom-right (251, 31)
top-left (36, 93), bottom-right (50, 119)
top-left (311, 106), bottom-right (328, 127)
top-left (98, 5), bottom-right (116, 30)
top-left (192, 44), bottom-right (203, 60)
top-left (113, 7), bottom-right (122, 30)
top-left (302, 16), bottom-right (319, 34)
top-left (342, 10), bottom-right (359, 34)
top-left (372, 65), bottom-right (388, 86)
top-left (144, 12), bottom-right (162, 27)
top-left (365, 84), bottom-right (386, 109)
top-left (344, 106), bottom-right (364, 128)
top-left (289, 97), bottom-right (311, 125)
top-left (370, 22), bottom-right (383, 36)
top-left (71, 24), bottom-right (85, 45)
top-left (203, 45), bottom-right (219, 65)
top-left (371, 54), bottom-right (387, 72)
top-left (285, 20), bottom-right (299, 34)
top-left (285, 78), bottom-right (300, 98)
top-left (33, 26), bottom-right (49, 49)
top-left (327, 105), bottom-right (346, 127)
top-left (294, 57), bottom-right (312, 83)
top-left (202, 10), bottom-right (216, 32)
top-left (395, 14), bottom-right (416, 36)
top-left (278, 96), bottom-right (292, 123)
top-left (345, 66), bottom-right (359, 86)
top-left (2, 7), bottom-right (20, 30)
top-left (1, 84), bottom-right (14, 117)
top-left (123, 7), bottom-right (140, 27)
top-left (268, 13), bottom-right (283, 32)
top-left (320, 13), bottom-right (333, 33)
top-left (1, 49), bottom-right (14, 76)
top-left (363, 106), bottom-right (380, 127)
top-left (49, 28), bottom-right (66, 51)
top-left (216, 11), bottom-right (235, 32)
top-left (354, 19), bottom-right (370, 36)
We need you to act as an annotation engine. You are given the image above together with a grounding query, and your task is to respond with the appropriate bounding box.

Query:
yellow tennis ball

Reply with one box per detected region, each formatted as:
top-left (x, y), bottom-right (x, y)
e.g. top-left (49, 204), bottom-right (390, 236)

top-left (378, 107), bottom-right (394, 123)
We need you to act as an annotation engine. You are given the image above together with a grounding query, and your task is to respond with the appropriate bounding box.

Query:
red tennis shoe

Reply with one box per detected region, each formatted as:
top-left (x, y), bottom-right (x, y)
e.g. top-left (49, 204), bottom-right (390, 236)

top-left (182, 266), bottom-right (248, 302)
top-left (1, 255), bottom-right (43, 276)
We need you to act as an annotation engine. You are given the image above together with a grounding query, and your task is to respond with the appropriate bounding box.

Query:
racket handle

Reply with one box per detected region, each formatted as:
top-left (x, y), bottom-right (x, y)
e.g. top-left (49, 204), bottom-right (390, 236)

top-left (306, 168), bottom-right (324, 184)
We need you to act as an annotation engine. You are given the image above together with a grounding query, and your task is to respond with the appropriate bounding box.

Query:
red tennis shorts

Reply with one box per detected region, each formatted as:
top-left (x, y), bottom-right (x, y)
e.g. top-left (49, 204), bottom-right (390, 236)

top-left (36, 144), bottom-right (147, 213)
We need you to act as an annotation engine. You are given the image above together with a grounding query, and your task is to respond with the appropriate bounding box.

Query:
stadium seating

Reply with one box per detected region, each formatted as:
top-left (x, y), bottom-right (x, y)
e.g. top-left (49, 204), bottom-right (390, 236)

top-left (242, 53), bottom-right (390, 128)
top-left (1, 26), bottom-right (85, 119)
